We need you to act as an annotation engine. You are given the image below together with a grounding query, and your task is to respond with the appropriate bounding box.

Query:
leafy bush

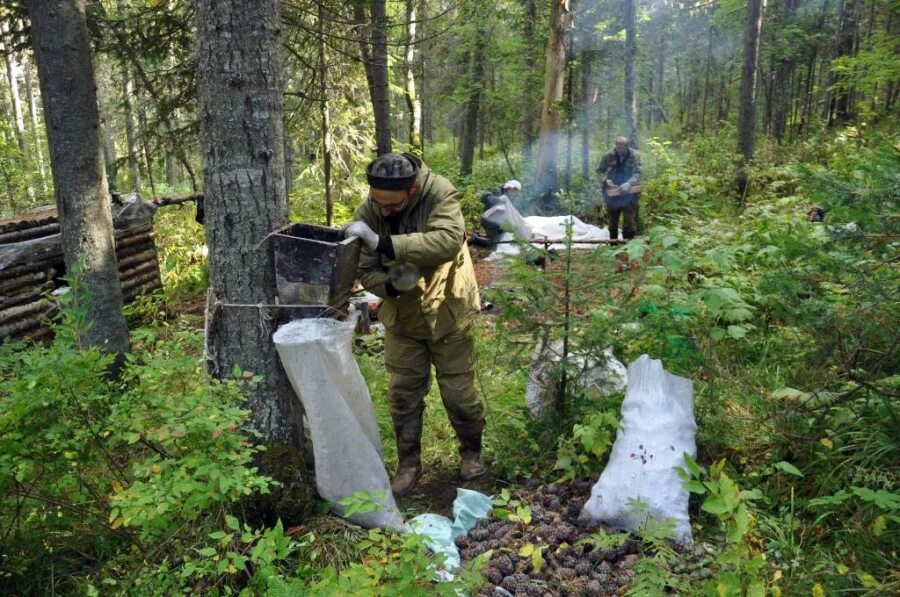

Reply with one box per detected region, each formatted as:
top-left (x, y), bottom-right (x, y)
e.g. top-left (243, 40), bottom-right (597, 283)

top-left (0, 300), bottom-right (281, 594)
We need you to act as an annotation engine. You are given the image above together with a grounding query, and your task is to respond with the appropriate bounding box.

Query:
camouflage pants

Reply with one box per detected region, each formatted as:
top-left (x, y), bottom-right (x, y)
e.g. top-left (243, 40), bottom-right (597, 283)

top-left (606, 198), bottom-right (639, 240)
top-left (384, 326), bottom-right (484, 467)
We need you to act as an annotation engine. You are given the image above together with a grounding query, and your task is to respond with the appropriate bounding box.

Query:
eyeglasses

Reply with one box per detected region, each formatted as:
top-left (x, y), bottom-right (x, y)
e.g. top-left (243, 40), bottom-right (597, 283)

top-left (369, 194), bottom-right (409, 214)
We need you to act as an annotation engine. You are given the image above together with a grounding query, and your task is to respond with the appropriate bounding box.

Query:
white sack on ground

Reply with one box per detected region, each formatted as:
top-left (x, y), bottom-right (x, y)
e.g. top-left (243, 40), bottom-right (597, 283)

top-left (526, 339), bottom-right (627, 417)
top-left (273, 317), bottom-right (404, 530)
top-left (582, 354), bottom-right (696, 542)
top-left (487, 215), bottom-right (621, 261)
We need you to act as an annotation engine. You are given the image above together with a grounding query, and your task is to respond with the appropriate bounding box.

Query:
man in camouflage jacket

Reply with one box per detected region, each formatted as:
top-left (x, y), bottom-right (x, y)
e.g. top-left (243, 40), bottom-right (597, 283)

top-left (344, 153), bottom-right (485, 496)
top-left (597, 136), bottom-right (642, 240)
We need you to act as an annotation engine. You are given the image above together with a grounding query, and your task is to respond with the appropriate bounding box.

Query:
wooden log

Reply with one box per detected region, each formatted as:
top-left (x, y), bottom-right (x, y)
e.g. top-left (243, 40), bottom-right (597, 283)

top-left (0, 299), bottom-right (49, 324)
top-left (114, 223), bottom-right (152, 240)
top-left (20, 326), bottom-right (53, 343)
top-left (120, 269), bottom-right (160, 293)
top-left (153, 193), bottom-right (203, 207)
top-left (0, 205), bottom-right (58, 235)
top-left (123, 280), bottom-right (163, 303)
top-left (0, 222), bottom-right (61, 244)
top-left (115, 241), bottom-right (154, 263)
top-left (0, 281), bottom-right (53, 310)
top-left (115, 231), bottom-right (154, 251)
top-left (117, 248), bottom-right (157, 270)
top-left (0, 314), bottom-right (45, 339)
top-left (0, 271), bottom-right (47, 295)
top-left (0, 261), bottom-right (59, 283)
top-left (119, 260), bottom-right (158, 282)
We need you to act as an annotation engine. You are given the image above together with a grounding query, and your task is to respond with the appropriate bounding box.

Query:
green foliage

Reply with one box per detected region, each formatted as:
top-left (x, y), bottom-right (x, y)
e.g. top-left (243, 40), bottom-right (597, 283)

top-left (677, 455), bottom-right (768, 596)
top-left (268, 528), bottom-right (482, 596)
top-left (0, 300), bottom-right (277, 593)
top-left (554, 410), bottom-right (619, 482)
top-left (492, 488), bottom-right (533, 525)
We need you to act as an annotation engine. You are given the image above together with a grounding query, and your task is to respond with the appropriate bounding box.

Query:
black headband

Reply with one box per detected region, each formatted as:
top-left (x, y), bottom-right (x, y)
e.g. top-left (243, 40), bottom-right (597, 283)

top-left (366, 156), bottom-right (419, 190)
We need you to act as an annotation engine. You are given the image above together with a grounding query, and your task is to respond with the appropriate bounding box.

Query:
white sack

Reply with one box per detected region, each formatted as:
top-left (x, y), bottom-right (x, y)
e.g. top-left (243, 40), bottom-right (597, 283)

top-left (582, 354), bottom-right (696, 542)
top-left (273, 317), bottom-right (404, 530)
top-left (487, 215), bottom-right (621, 261)
top-left (525, 340), bottom-right (627, 417)
top-left (481, 195), bottom-right (534, 241)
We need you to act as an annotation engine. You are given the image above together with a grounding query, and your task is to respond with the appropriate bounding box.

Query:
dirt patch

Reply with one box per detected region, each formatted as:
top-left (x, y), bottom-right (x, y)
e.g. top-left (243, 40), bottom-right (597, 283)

top-left (458, 481), bottom-right (692, 597)
top-left (397, 465), bottom-right (499, 518)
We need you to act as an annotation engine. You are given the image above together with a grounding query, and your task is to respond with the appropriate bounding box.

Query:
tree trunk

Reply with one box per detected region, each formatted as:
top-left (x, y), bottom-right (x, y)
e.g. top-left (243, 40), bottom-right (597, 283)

top-left (121, 72), bottom-right (141, 192)
top-left (832, 0), bottom-right (859, 124)
top-left (101, 110), bottom-right (118, 192)
top-left (28, 0), bottom-right (130, 359)
top-left (736, 0), bottom-right (767, 199)
top-left (319, 3), bottom-right (334, 226)
top-left (137, 104), bottom-right (156, 195)
top-left (623, 0), bottom-right (638, 147)
top-left (534, 0), bottom-right (570, 195)
top-left (404, 0), bottom-right (422, 153)
top-left (579, 52), bottom-right (596, 181)
top-left (370, 0), bottom-right (391, 154)
top-left (22, 54), bottom-right (48, 192)
top-left (197, 0), bottom-right (310, 512)
top-left (773, 0), bottom-right (798, 143)
top-left (654, 33), bottom-right (666, 128)
top-left (521, 0), bottom-right (538, 164)
top-left (701, 25), bottom-right (713, 132)
top-left (2, 22), bottom-right (26, 153)
top-left (354, 0), bottom-right (391, 155)
top-left (459, 31), bottom-right (485, 178)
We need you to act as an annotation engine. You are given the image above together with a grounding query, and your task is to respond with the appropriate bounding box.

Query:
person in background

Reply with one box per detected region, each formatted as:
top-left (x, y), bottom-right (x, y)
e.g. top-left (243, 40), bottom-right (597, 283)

top-left (501, 179), bottom-right (523, 211)
top-left (597, 136), bottom-right (642, 240)
top-left (343, 153), bottom-right (485, 496)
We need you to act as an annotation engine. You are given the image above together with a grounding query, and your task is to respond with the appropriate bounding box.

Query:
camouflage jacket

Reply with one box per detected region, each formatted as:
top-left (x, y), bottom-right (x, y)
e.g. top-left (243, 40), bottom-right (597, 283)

top-left (354, 154), bottom-right (480, 340)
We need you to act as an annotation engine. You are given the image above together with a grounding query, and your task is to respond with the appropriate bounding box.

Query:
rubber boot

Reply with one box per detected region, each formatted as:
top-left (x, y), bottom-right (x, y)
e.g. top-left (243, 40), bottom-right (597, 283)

top-left (458, 431), bottom-right (485, 481)
top-left (460, 451), bottom-right (486, 481)
top-left (391, 457), bottom-right (424, 497)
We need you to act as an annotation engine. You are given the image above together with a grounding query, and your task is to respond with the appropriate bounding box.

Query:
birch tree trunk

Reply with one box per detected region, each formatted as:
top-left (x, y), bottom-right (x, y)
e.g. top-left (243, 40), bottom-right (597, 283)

top-left (28, 0), bottom-right (130, 360)
top-left (370, 0), bottom-right (392, 154)
top-left (197, 0), bottom-right (309, 495)
top-left (736, 0), bottom-right (767, 199)
top-left (521, 0), bottom-right (538, 164)
top-left (404, 0), bottom-right (422, 153)
top-left (116, 0), bottom-right (141, 192)
top-left (22, 54), bottom-right (48, 192)
top-left (623, 0), bottom-right (639, 147)
top-left (2, 22), bottom-right (26, 153)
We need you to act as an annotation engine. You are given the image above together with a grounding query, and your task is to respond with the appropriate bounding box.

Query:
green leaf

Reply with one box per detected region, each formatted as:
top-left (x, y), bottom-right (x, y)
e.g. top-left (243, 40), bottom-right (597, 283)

top-left (872, 515), bottom-right (886, 536)
top-left (531, 546), bottom-right (544, 573)
top-left (683, 453), bottom-right (702, 478)
top-left (518, 542), bottom-right (534, 557)
top-left (773, 461), bottom-right (804, 477)
top-left (726, 325), bottom-right (747, 339)
top-left (685, 480), bottom-right (706, 494)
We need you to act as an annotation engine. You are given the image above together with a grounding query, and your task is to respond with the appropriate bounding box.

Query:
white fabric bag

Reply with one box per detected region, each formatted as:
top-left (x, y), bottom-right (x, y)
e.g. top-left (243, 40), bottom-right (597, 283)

top-left (582, 354), bottom-right (697, 542)
top-left (273, 317), bottom-right (404, 530)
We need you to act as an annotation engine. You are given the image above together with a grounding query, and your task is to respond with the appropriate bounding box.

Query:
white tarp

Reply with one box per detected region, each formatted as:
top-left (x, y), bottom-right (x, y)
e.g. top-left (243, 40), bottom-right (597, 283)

top-left (582, 354), bottom-right (697, 542)
top-left (487, 215), bottom-right (622, 260)
top-left (273, 317), bottom-right (404, 530)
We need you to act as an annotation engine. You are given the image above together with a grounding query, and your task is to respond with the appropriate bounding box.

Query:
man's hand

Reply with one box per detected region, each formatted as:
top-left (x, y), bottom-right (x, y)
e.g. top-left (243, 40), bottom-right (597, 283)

top-left (605, 179), bottom-right (617, 189)
top-left (343, 221), bottom-right (379, 251)
top-left (388, 262), bottom-right (422, 292)
top-left (619, 182), bottom-right (632, 193)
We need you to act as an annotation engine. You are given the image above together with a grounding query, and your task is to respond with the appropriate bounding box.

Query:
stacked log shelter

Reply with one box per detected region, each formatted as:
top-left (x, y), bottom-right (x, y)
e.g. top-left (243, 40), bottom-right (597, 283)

top-left (0, 194), bottom-right (162, 342)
